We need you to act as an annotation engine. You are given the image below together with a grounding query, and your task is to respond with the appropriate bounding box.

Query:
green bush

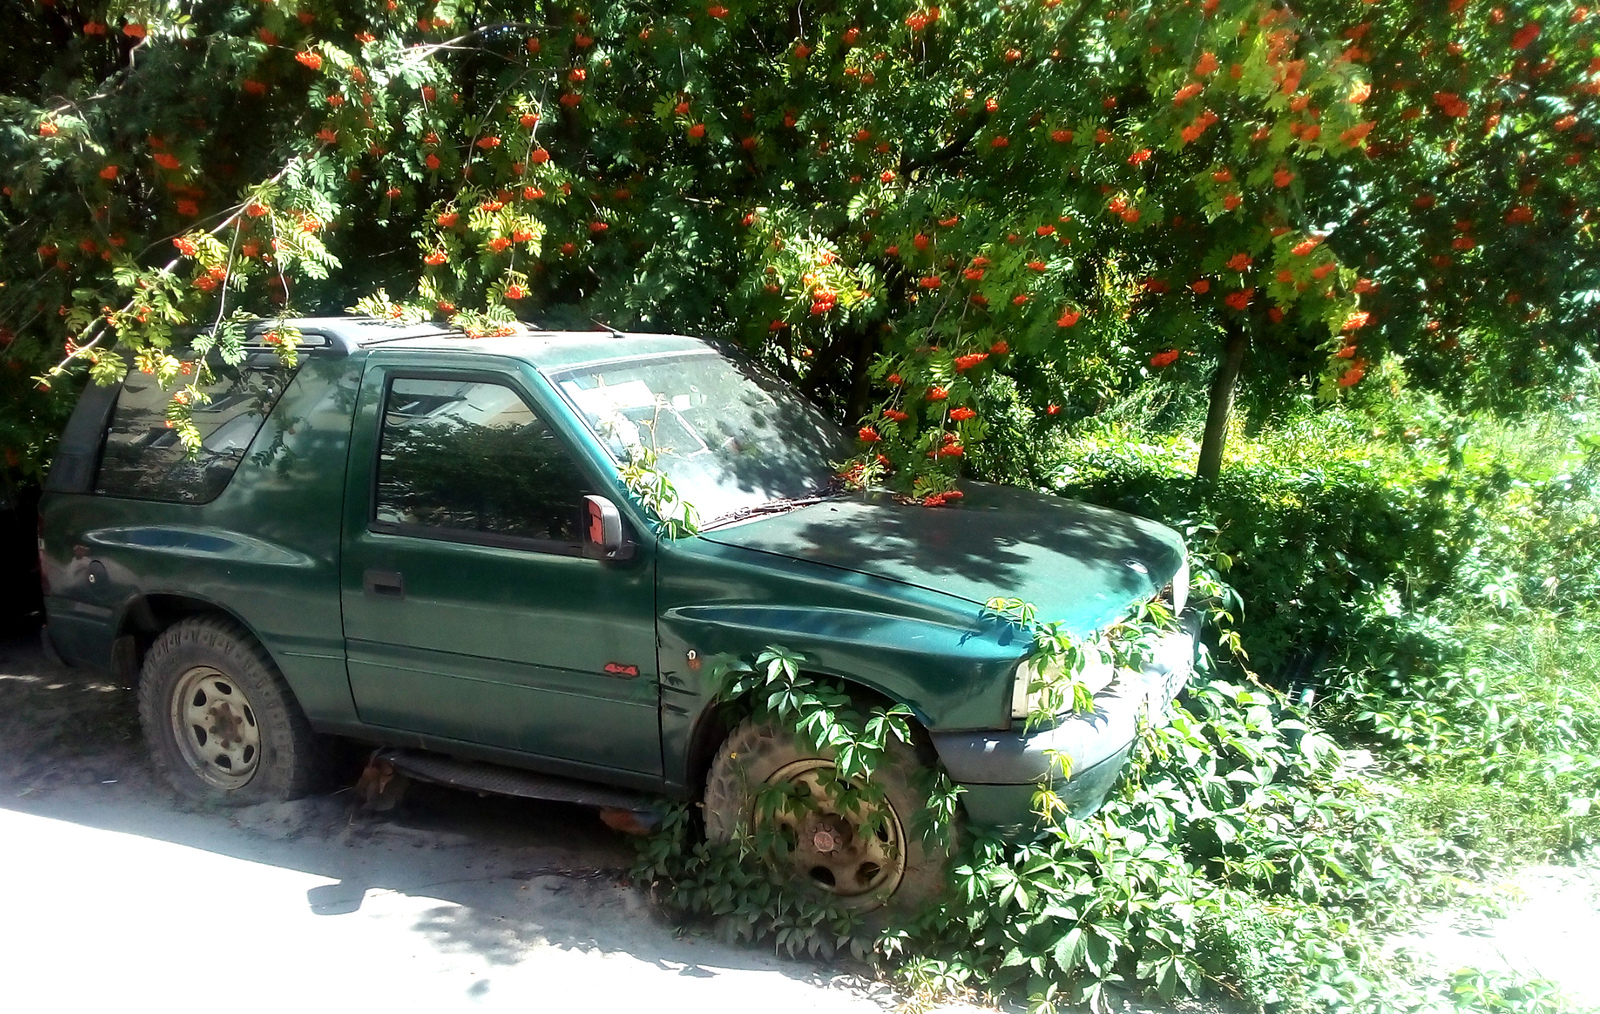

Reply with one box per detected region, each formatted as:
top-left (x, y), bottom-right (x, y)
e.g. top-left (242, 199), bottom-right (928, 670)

top-left (889, 673), bottom-right (1435, 1014)
top-left (1325, 615), bottom-right (1600, 857)
top-left (1038, 400), bottom-right (1600, 684)
top-left (635, 635), bottom-right (1580, 1014)
top-left (1048, 434), bottom-right (1464, 681)
top-left (1028, 392), bottom-right (1600, 861)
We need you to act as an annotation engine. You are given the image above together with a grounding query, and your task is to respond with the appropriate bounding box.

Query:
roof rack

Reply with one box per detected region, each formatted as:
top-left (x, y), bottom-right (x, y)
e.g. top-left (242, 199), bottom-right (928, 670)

top-left (239, 319), bottom-right (350, 354)
top-left (241, 315), bottom-right (461, 355)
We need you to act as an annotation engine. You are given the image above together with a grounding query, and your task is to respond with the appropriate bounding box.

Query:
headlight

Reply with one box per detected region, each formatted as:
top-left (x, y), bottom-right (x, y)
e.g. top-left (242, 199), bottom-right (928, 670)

top-left (1170, 555), bottom-right (1190, 615)
top-left (1010, 646), bottom-right (1116, 720)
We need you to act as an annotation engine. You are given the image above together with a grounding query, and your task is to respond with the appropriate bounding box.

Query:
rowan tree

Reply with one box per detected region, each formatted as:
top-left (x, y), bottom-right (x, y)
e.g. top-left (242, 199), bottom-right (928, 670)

top-left (1, 0), bottom-right (1595, 493)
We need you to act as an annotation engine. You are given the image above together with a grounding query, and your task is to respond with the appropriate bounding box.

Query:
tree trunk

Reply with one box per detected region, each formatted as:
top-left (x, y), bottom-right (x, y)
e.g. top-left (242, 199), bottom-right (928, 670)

top-left (1196, 324), bottom-right (1249, 483)
top-left (844, 327), bottom-right (879, 423)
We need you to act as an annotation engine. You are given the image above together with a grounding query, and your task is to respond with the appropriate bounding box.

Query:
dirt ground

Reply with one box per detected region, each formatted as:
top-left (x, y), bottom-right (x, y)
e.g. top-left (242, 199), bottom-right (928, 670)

top-left (0, 634), bottom-right (947, 1012)
top-left (1388, 860), bottom-right (1600, 1009)
top-left (2, 633), bottom-right (1594, 1013)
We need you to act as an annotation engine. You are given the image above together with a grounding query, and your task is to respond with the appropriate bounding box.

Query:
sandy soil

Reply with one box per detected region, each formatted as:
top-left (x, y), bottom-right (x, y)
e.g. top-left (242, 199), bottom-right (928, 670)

top-left (3, 633), bottom-right (1594, 1013)
top-left (0, 635), bottom-right (948, 1013)
top-left (1388, 860), bottom-right (1600, 1009)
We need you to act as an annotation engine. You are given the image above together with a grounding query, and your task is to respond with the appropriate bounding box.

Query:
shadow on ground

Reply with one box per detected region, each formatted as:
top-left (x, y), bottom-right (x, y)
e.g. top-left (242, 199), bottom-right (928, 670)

top-left (0, 634), bottom-right (909, 1010)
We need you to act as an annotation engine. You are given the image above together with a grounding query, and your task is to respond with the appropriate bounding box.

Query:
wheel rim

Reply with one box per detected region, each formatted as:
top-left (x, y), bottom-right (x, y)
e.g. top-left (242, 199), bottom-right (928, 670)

top-left (760, 758), bottom-right (907, 906)
top-left (168, 666), bottom-right (261, 790)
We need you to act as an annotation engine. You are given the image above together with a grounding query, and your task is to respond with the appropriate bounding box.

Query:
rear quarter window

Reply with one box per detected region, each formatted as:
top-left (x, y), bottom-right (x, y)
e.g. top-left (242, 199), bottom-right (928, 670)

top-left (95, 356), bottom-right (298, 503)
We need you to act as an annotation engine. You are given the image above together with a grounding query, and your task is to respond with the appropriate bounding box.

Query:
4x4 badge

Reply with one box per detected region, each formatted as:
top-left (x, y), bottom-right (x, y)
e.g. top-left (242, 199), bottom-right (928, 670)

top-left (603, 662), bottom-right (640, 678)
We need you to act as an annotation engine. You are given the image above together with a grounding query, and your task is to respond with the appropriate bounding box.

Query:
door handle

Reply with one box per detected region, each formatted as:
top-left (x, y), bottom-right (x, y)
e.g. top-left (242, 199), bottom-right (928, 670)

top-left (363, 568), bottom-right (405, 599)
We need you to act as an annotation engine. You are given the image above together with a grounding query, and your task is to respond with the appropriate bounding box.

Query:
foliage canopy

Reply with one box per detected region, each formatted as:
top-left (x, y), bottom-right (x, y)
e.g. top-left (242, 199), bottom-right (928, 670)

top-left (2, 0), bottom-right (1597, 486)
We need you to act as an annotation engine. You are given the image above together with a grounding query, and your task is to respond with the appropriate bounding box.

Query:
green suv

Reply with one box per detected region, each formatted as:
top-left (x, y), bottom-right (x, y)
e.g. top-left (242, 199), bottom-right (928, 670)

top-left (41, 317), bottom-right (1195, 909)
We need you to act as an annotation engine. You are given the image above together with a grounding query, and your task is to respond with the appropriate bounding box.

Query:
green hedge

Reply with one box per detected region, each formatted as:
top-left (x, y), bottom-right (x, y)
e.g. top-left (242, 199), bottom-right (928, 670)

top-left (1024, 400), bottom-right (1600, 856)
top-left (1038, 406), bottom-right (1600, 684)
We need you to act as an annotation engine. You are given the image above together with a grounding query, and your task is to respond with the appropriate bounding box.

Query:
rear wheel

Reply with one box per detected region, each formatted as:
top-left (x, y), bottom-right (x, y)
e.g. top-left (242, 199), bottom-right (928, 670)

top-left (137, 616), bottom-right (326, 805)
top-left (702, 718), bottom-right (954, 917)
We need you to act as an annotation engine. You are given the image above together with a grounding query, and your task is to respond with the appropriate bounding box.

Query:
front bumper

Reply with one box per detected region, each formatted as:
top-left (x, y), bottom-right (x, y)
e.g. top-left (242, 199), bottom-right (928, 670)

top-left (932, 612), bottom-right (1201, 837)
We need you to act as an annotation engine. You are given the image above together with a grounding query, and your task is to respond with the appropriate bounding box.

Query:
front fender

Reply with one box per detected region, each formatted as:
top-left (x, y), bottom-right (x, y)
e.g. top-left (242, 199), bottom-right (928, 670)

top-left (655, 534), bottom-right (1035, 793)
top-left (663, 602), bottom-right (1024, 720)
top-left (657, 604), bottom-right (1028, 793)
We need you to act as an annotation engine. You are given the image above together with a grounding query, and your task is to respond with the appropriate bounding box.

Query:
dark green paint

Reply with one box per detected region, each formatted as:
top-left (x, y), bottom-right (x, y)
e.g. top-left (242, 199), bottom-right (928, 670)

top-left (701, 484), bottom-right (1184, 637)
top-left (40, 323), bottom-right (1187, 827)
top-left (338, 352), bottom-right (661, 776)
top-left (44, 353), bottom-right (362, 722)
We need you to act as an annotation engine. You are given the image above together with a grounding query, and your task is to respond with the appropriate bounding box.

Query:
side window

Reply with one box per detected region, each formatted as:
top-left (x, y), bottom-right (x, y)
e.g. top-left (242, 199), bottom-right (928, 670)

top-left (95, 357), bottom-right (296, 503)
top-left (374, 376), bottom-right (590, 548)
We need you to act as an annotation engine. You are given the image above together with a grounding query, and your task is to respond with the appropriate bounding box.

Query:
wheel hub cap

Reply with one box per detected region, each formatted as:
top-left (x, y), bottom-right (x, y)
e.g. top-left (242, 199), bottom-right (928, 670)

top-left (761, 758), bottom-right (906, 905)
top-left (169, 666), bottom-right (261, 790)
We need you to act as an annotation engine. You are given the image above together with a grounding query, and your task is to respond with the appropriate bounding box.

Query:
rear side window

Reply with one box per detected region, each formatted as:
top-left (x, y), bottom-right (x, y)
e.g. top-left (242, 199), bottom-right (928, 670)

top-left (373, 376), bottom-right (590, 550)
top-left (95, 357), bottom-right (297, 503)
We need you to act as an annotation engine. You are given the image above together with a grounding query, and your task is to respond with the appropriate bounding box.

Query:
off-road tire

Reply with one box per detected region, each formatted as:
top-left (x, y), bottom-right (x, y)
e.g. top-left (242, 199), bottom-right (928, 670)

top-left (136, 615), bottom-right (327, 805)
top-left (702, 718), bottom-right (956, 918)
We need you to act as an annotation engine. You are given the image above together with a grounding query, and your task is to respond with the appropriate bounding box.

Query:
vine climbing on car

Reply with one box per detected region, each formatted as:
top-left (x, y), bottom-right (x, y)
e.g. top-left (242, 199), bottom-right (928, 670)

top-left (628, 556), bottom-right (1562, 1014)
top-left (632, 645), bottom-right (959, 956)
top-left (619, 444), bottom-right (700, 538)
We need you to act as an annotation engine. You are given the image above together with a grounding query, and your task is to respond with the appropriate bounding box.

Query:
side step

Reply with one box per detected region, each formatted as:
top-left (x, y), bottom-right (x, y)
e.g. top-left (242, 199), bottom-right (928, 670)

top-left (376, 749), bottom-right (658, 814)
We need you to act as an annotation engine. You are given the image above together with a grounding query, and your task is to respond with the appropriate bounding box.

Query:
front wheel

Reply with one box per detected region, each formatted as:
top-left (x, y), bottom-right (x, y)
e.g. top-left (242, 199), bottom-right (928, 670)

top-left (137, 616), bottom-right (327, 805)
top-left (702, 718), bottom-right (955, 916)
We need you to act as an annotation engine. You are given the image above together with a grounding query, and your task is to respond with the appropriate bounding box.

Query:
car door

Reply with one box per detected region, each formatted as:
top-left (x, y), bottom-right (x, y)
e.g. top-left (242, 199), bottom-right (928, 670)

top-left (339, 353), bottom-right (661, 780)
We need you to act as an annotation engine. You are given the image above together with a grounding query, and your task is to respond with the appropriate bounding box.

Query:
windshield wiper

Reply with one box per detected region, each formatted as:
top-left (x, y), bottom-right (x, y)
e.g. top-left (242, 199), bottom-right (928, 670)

top-left (700, 489), bottom-right (849, 530)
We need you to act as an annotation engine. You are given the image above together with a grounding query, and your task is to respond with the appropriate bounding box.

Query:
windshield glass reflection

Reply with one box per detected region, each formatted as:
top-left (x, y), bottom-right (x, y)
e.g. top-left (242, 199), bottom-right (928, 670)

top-left (551, 347), bottom-right (848, 522)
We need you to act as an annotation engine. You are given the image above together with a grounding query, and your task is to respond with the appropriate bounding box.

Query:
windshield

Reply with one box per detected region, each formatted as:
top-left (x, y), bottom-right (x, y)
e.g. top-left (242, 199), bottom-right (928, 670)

top-left (550, 347), bottom-right (849, 522)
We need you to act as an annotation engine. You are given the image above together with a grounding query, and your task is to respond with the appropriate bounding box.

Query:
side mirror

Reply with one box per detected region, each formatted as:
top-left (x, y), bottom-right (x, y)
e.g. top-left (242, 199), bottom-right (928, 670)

top-left (583, 495), bottom-right (634, 561)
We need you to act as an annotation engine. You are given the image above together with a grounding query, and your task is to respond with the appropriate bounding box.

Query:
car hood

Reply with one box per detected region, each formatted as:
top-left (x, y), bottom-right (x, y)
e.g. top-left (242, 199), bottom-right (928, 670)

top-left (699, 482), bottom-right (1185, 634)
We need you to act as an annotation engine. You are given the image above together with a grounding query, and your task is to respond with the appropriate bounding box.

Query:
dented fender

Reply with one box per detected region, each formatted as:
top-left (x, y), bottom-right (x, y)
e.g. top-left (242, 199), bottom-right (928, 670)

top-left (654, 536), bottom-right (1030, 792)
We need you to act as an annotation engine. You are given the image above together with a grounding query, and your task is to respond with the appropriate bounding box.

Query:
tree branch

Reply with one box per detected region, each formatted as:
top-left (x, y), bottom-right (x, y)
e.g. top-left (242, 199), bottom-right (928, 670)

top-left (42, 154), bottom-right (307, 382)
top-left (900, 109), bottom-right (989, 176)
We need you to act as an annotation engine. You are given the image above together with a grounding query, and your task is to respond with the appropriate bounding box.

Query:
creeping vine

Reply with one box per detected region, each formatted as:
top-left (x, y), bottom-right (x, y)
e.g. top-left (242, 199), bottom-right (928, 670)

top-left (620, 443), bottom-right (701, 538)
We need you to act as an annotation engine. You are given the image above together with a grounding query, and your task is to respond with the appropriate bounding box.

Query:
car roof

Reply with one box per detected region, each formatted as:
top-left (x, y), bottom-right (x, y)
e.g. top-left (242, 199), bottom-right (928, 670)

top-left (253, 315), bottom-right (714, 373)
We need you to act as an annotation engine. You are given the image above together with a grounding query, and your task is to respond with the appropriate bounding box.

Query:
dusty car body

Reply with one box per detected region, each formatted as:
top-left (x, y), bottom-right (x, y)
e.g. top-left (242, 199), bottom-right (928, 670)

top-left (40, 317), bottom-right (1195, 840)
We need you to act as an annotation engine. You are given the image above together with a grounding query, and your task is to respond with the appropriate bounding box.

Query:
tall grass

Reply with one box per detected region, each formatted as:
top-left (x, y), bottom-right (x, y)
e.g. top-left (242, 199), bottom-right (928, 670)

top-left (1016, 369), bottom-right (1600, 864)
top-left (1386, 614), bottom-right (1600, 861)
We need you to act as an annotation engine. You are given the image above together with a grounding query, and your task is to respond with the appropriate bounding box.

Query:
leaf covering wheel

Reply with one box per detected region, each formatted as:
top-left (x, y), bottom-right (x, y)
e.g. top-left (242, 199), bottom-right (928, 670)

top-left (136, 616), bottom-right (327, 804)
top-left (702, 718), bottom-right (955, 917)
